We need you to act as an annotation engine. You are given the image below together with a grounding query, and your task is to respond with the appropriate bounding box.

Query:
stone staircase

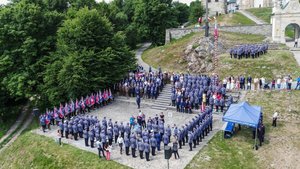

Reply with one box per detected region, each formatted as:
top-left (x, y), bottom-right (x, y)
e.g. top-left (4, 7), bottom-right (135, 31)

top-left (151, 84), bottom-right (172, 111)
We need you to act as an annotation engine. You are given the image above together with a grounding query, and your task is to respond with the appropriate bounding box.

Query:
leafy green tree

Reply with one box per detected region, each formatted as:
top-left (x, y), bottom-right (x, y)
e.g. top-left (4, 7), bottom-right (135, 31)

top-left (0, 0), bottom-right (65, 99)
top-left (189, 0), bottom-right (204, 24)
top-left (173, 1), bottom-right (189, 25)
top-left (134, 0), bottom-right (179, 45)
top-left (43, 7), bottom-right (136, 104)
top-left (68, 0), bottom-right (96, 9)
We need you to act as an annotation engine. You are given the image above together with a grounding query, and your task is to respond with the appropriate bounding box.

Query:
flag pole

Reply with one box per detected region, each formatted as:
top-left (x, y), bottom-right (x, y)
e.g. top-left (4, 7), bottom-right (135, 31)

top-left (205, 0), bottom-right (209, 37)
top-left (214, 18), bottom-right (218, 70)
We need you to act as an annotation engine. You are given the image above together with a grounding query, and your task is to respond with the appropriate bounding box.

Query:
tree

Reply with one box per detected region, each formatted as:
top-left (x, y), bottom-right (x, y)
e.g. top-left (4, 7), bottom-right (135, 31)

top-left (0, 0), bottom-right (65, 99)
top-left (189, 0), bottom-right (204, 24)
top-left (134, 0), bottom-right (179, 45)
top-left (43, 7), bottom-right (136, 104)
top-left (173, 1), bottom-right (189, 25)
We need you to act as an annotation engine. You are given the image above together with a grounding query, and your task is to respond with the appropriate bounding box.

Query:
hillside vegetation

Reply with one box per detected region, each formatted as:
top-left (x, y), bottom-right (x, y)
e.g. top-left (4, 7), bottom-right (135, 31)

top-left (0, 132), bottom-right (129, 169)
top-left (188, 11), bottom-right (255, 28)
top-left (143, 31), bottom-right (265, 73)
top-left (218, 12), bottom-right (256, 26)
top-left (246, 7), bottom-right (272, 23)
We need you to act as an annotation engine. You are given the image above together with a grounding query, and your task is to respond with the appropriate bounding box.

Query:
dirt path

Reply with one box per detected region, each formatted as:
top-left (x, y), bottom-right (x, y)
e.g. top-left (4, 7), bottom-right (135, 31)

top-left (0, 106), bottom-right (28, 144)
top-left (0, 113), bottom-right (33, 153)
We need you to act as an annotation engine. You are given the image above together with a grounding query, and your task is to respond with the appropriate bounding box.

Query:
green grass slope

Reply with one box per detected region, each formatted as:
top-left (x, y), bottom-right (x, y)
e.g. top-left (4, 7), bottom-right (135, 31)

top-left (0, 132), bottom-right (129, 169)
top-left (246, 7), bottom-right (272, 23)
top-left (142, 31), bottom-right (265, 73)
top-left (216, 50), bottom-right (300, 79)
top-left (218, 12), bottom-right (256, 26)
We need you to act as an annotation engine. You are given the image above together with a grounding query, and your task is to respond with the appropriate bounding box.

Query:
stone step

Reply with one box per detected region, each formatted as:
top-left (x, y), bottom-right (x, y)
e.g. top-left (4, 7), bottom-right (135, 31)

top-left (154, 102), bottom-right (171, 105)
top-left (157, 97), bottom-right (171, 101)
top-left (151, 105), bottom-right (167, 111)
top-left (159, 93), bottom-right (171, 96)
top-left (156, 96), bottom-right (171, 100)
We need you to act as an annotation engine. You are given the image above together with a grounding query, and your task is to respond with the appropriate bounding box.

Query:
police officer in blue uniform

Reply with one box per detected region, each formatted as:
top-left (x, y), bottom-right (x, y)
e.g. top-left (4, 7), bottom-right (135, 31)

top-left (130, 135), bottom-right (137, 158)
top-left (83, 129), bottom-right (89, 146)
top-left (124, 134), bottom-right (130, 156)
top-left (144, 139), bottom-right (150, 161)
top-left (138, 139), bottom-right (145, 159)
top-left (150, 135), bottom-right (157, 156)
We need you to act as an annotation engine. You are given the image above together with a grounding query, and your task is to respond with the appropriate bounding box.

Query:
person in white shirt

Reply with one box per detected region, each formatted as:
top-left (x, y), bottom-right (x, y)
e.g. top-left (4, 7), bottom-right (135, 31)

top-left (276, 78), bottom-right (281, 89)
top-left (261, 77), bottom-right (265, 90)
top-left (272, 112), bottom-right (278, 127)
top-left (117, 135), bottom-right (124, 154)
top-left (222, 78), bottom-right (227, 88)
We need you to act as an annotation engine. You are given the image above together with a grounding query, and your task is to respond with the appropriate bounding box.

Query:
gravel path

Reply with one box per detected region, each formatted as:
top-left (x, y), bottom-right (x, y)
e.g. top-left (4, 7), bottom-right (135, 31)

top-left (34, 100), bottom-right (224, 169)
top-left (286, 42), bottom-right (300, 66)
top-left (238, 10), bottom-right (267, 25)
top-left (136, 43), bottom-right (156, 72)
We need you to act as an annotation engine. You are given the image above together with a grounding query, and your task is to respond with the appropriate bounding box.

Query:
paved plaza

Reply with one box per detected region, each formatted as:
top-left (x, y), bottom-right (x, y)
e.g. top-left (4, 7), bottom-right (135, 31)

top-left (34, 99), bottom-right (224, 169)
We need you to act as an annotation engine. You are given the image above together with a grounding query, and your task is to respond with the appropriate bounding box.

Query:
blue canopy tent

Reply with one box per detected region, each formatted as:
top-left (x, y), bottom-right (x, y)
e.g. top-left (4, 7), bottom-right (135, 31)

top-left (222, 101), bottom-right (262, 148)
top-left (223, 101), bottom-right (261, 128)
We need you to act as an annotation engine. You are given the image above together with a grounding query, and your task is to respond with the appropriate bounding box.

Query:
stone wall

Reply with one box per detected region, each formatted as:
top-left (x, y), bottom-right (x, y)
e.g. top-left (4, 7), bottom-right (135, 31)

top-left (207, 1), bottom-right (226, 15)
top-left (165, 24), bottom-right (272, 44)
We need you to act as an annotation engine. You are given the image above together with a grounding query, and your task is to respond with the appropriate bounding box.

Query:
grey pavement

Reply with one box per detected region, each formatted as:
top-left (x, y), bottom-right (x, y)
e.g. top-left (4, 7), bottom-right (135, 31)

top-left (136, 43), bottom-right (156, 72)
top-left (286, 42), bottom-right (300, 66)
top-left (34, 100), bottom-right (224, 169)
top-left (238, 10), bottom-right (267, 25)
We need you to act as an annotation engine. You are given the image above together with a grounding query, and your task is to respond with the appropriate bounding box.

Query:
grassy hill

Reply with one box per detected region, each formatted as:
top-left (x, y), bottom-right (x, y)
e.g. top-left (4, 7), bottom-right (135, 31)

top-left (0, 132), bottom-right (129, 169)
top-left (142, 31), bottom-right (266, 73)
top-left (246, 7), bottom-right (272, 23)
top-left (143, 30), bottom-right (299, 79)
top-left (216, 50), bottom-right (300, 79)
top-left (188, 12), bottom-right (255, 28)
top-left (218, 12), bottom-right (256, 26)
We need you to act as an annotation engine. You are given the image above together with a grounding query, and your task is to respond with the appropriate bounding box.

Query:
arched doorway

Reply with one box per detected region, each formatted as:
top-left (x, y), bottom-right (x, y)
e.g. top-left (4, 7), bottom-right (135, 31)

top-left (285, 23), bottom-right (300, 42)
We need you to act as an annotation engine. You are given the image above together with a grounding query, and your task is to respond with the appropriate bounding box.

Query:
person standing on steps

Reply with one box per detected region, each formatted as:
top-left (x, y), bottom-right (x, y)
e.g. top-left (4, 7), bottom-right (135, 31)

top-left (294, 38), bottom-right (298, 48)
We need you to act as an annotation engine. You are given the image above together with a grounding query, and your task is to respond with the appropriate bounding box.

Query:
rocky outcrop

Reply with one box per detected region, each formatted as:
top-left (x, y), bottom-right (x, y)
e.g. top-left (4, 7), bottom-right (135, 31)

top-left (183, 37), bottom-right (225, 73)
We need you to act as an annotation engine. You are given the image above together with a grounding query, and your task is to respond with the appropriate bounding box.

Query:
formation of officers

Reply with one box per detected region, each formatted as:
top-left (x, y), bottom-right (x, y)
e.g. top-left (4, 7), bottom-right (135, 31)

top-left (39, 89), bottom-right (113, 132)
top-left (170, 74), bottom-right (233, 113)
top-left (114, 66), bottom-right (169, 100)
top-left (43, 106), bottom-right (213, 161)
top-left (229, 43), bottom-right (269, 59)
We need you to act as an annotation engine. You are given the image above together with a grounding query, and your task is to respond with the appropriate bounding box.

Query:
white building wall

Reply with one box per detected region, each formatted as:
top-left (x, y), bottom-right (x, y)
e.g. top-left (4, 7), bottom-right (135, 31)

top-left (254, 0), bottom-right (264, 7)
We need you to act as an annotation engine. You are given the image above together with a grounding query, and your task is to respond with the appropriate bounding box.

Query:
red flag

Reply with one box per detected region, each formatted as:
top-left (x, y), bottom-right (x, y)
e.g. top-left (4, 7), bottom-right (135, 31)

top-left (96, 93), bottom-right (99, 103)
top-left (76, 99), bottom-right (79, 109)
top-left (198, 17), bottom-right (202, 23)
top-left (91, 95), bottom-right (95, 105)
top-left (214, 22), bottom-right (218, 38)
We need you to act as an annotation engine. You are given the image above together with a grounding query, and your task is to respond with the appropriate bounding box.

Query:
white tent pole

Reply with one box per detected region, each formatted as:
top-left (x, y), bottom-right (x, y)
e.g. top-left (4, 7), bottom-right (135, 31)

top-left (254, 127), bottom-right (258, 149)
